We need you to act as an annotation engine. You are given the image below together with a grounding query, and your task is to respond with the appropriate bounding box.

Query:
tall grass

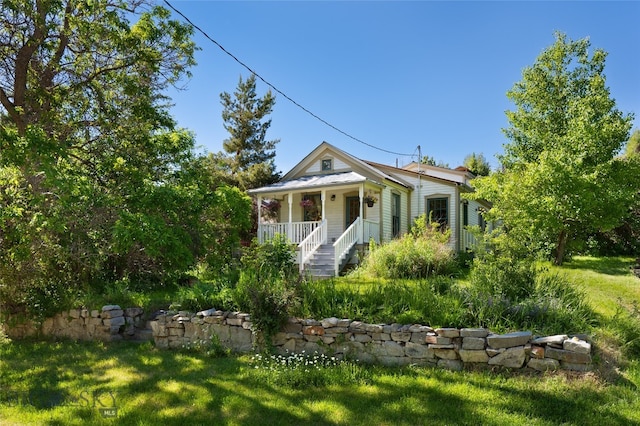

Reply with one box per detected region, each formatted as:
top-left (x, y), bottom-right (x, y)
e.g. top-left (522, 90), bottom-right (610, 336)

top-left (359, 216), bottom-right (457, 279)
top-left (296, 277), bottom-right (467, 328)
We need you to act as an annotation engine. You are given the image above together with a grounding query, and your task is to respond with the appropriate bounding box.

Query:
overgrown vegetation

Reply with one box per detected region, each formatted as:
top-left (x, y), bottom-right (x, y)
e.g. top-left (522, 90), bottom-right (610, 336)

top-left (233, 235), bottom-right (300, 347)
top-left (358, 215), bottom-right (457, 279)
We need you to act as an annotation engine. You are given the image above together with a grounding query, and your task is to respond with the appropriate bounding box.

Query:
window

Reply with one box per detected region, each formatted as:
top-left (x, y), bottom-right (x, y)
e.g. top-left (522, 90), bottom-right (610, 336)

top-left (427, 197), bottom-right (448, 228)
top-left (321, 158), bottom-right (332, 171)
top-left (463, 202), bottom-right (469, 227)
top-left (302, 193), bottom-right (322, 221)
top-left (478, 213), bottom-right (486, 232)
top-left (392, 193), bottom-right (401, 237)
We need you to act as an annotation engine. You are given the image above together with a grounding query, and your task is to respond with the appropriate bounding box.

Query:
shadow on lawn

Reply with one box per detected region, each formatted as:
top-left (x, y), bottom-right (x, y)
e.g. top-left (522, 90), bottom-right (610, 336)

top-left (1, 340), bottom-right (638, 425)
top-left (561, 256), bottom-right (636, 277)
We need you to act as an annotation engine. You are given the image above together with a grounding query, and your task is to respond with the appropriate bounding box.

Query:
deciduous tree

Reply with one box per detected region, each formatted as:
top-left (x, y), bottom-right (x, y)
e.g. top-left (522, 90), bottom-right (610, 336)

top-left (470, 32), bottom-right (638, 265)
top-left (0, 0), bottom-right (246, 315)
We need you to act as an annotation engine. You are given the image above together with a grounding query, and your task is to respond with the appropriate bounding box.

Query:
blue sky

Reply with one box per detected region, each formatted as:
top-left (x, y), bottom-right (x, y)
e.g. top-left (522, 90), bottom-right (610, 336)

top-left (164, 1), bottom-right (640, 174)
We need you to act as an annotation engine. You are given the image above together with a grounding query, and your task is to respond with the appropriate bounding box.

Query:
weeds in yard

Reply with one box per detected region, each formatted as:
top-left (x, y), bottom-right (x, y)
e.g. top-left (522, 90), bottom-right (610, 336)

top-left (610, 300), bottom-right (640, 358)
top-left (179, 334), bottom-right (230, 358)
top-left (359, 215), bottom-right (457, 279)
top-left (248, 350), bottom-right (372, 388)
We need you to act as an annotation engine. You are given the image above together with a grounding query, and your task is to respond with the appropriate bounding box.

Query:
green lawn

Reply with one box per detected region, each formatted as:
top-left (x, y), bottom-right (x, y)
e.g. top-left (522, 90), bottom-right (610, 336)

top-left (1, 256), bottom-right (639, 425)
top-left (548, 256), bottom-right (639, 318)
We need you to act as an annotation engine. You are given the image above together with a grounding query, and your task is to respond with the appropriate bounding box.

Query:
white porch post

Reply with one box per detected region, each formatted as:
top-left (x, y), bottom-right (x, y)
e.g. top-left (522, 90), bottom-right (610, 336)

top-left (288, 192), bottom-right (293, 241)
top-left (321, 189), bottom-right (326, 222)
top-left (358, 185), bottom-right (364, 243)
top-left (257, 195), bottom-right (263, 243)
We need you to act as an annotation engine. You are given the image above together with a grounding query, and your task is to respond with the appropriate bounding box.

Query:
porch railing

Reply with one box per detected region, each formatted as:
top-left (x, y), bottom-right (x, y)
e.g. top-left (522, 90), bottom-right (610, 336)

top-left (363, 219), bottom-right (380, 244)
top-left (333, 217), bottom-right (361, 276)
top-left (258, 221), bottom-right (322, 244)
top-left (461, 228), bottom-right (477, 252)
top-left (299, 219), bottom-right (328, 272)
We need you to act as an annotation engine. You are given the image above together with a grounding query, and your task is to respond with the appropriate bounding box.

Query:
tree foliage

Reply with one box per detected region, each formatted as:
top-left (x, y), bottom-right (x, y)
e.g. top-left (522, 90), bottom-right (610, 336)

top-left (0, 0), bottom-right (251, 316)
top-left (463, 152), bottom-right (491, 176)
top-left (470, 32), bottom-right (638, 265)
top-left (219, 74), bottom-right (280, 191)
top-left (625, 129), bottom-right (640, 158)
top-left (421, 155), bottom-right (449, 168)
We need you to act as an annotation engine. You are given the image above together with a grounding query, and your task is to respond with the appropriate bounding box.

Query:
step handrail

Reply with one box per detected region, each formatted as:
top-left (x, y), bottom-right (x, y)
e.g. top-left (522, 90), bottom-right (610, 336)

top-left (298, 219), bottom-right (327, 272)
top-left (333, 217), bottom-right (361, 276)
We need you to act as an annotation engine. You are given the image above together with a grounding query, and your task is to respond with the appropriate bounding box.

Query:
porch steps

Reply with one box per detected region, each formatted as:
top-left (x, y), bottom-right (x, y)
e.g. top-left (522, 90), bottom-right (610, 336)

top-left (305, 244), bottom-right (336, 279)
top-left (304, 243), bottom-right (358, 279)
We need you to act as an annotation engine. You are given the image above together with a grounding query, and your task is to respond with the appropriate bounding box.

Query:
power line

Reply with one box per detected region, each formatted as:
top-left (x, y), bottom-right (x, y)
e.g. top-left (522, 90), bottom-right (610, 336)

top-left (163, 0), bottom-right (415, 158)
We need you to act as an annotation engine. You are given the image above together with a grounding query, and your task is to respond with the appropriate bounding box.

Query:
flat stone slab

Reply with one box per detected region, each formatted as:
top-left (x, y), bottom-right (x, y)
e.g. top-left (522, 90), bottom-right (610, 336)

top-left (531, 335), bottom-right (568, 346)
top-left (527, 358), bottom-right (559, 372)
top-left (459, 349), bottom-right (489, 363)
top-left (563, 337), bottom-right (591, 354)
top-left (102, 305), bottom-right (122, 311)
top-left (487, 331), bottom-right (532, 349)
top-left (488, 346), bottom-right (526, 368)
top-left (462, 337), bottom-right (486, 350)
top-left (435, 328), bottom-right (460, 338)
top-left (545, 347), bottom-right (591, 364)
top-left (460, 328), bottom-right (489, 338)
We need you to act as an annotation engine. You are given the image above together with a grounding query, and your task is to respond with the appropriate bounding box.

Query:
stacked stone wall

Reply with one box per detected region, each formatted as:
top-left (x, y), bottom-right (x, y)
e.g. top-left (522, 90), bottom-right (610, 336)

top-left (150, 309), bottom-right (593, 372)
top-left (3, 305), bottom-right (593, 372)
top-left (3, 305), bottom-right (150, 341)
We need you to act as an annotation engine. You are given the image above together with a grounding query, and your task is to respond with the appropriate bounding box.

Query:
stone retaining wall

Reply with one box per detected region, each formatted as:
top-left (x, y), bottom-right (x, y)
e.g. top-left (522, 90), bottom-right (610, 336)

top-left (3, 305), bottom-right (151, 341)
top-left (151, 308), bottom-right (593, 372)
top-left (3, 305), bottom-right (593, 372)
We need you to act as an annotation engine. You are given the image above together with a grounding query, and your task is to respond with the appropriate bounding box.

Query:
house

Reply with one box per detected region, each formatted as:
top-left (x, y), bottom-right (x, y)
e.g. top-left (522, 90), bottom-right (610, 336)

top-left (248, 142), bottom-right (490, 278)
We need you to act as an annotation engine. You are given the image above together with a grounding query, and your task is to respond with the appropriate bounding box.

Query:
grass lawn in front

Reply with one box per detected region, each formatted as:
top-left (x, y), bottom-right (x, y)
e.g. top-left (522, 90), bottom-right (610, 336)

top-left (0, 340), bottom-right (639, 426)
top-left (1, 256), bottom-right (639, 425)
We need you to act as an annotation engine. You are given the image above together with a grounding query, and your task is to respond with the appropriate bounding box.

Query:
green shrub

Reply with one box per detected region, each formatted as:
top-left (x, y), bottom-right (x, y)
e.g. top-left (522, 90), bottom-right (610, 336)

top-left (170, 281), bottom-right (236, 313)
top-left (469, 254), bottom-right (537, 303)
top-left (462, 255), bottom-right (596, 334)
top-left (360, 216), bottom-right (456, 279)
top-left (234, 235), bottom-right (300, 347)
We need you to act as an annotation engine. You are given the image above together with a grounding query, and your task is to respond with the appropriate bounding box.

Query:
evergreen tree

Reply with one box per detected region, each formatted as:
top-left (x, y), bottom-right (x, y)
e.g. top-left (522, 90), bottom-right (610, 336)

top-left (220, 74), bottom-right (280, 190)
top-left (463, 152), bottom-right (491, 176)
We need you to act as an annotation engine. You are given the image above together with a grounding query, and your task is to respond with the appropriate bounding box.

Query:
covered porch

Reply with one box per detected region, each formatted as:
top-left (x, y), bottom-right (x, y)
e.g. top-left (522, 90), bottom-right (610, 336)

top-left (249, 172), bottom-right (383, 276)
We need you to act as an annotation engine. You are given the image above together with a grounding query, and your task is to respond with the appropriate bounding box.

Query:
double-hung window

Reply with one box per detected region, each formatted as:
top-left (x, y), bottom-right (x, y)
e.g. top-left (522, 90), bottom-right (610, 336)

top-left (426, 197), bottom-right (448, 228)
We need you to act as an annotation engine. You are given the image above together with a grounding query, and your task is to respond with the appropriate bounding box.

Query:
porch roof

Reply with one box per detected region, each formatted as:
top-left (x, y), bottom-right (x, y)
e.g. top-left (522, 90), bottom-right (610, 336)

top-left (248, 171), bottom-right (373, 195)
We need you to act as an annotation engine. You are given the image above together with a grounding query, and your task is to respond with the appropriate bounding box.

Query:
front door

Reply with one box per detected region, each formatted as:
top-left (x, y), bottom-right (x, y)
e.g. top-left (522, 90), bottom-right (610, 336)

top-left (346, 196), bottom-right (360, 228)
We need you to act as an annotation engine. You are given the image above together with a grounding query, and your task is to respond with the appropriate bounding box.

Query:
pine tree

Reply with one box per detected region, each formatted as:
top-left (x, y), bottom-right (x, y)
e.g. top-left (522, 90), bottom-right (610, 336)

top-left (220, 74), bottom-right (280, 190)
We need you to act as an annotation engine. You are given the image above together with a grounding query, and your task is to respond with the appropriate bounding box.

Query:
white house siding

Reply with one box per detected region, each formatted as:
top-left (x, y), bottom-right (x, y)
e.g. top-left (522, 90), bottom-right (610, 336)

top-left (388, 173), bottom-right (458, 250)
top-left (380, 184), bottom-right (409, 243)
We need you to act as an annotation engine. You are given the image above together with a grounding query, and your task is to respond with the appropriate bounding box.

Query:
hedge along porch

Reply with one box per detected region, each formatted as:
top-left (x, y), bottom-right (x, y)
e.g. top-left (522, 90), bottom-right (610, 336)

top-left (248, 142), bottom-right (493, 278)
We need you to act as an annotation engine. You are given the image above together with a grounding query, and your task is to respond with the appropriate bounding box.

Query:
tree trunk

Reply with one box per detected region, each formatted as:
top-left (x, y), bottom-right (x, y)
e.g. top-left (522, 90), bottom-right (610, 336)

top-left (554, 229), bottom-right (569, 265)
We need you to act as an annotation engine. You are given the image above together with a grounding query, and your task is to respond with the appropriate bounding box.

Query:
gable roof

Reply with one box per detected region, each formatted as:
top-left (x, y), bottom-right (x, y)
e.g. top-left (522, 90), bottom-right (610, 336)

top-left (281, 141), bottom-right (412, 189)
top-left (248, 171), bottom-right (369, 194)
top-left (364, 160), bottom-right (467, 188)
